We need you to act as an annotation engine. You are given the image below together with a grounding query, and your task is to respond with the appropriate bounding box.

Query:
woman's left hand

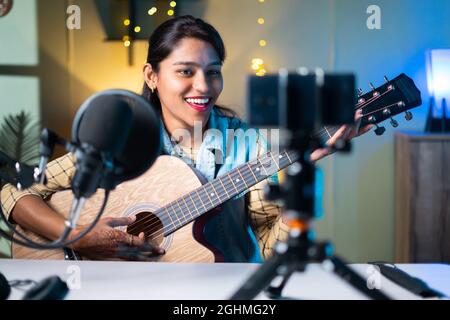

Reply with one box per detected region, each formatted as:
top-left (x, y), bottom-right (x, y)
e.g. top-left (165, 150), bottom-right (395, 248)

top-left (310, 110), bottom-right (374, 162)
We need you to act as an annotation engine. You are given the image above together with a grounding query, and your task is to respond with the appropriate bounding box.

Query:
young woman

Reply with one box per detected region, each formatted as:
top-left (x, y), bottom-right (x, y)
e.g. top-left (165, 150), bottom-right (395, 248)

top-left (1, 16), bottom-right (370, 262)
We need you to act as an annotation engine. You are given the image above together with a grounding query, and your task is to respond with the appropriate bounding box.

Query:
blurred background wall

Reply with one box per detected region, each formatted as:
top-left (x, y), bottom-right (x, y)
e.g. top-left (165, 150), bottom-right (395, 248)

top-left (1, 0), bottom-right (449, 261)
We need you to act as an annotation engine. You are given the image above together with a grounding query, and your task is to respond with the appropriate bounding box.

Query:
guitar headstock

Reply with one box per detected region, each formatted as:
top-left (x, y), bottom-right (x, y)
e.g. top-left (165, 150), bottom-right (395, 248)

top-left (357, 73), bottom-right (422, 135)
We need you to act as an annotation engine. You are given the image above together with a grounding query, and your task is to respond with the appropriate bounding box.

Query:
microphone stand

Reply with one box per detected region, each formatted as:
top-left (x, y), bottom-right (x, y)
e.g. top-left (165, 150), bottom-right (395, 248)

top-left (0, 129), bottom-right (110, 250)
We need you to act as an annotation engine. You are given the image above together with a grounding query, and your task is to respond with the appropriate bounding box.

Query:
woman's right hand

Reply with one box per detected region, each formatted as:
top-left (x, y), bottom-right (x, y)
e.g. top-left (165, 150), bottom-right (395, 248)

top-left (69, 216), bottom-right (165, 261)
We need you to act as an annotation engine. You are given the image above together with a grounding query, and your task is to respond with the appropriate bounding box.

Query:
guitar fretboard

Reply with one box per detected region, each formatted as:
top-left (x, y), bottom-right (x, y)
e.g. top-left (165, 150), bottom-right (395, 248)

top-left (155, 149), bottom-right (299, 236)
top-left (136, 73), bottom-right (421, 239)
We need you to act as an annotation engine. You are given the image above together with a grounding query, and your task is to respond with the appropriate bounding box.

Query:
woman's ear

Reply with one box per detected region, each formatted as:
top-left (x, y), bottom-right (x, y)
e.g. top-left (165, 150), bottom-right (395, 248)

top-left (143, 63), bottom-right (158, 91)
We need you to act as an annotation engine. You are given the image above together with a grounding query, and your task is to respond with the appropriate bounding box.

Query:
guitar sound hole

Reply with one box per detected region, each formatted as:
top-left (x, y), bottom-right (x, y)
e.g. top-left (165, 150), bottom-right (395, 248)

top-left (126, 211), bottom-right (164, 246)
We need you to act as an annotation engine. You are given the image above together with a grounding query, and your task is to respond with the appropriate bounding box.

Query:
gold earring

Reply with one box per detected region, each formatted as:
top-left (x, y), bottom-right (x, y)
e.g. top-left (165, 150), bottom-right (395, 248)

top-left (151, 86), bottom-right (155, 94)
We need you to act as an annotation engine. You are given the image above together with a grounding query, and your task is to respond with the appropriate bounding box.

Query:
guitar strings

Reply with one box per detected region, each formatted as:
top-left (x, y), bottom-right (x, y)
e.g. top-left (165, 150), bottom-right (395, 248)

top-left (128, 86), bottom-right (397, 241)
top-left (127, 160), bottom-right (271, 240)
top-left (362, 101), bottom-right (403, 118)
top-left (137, 159), bottom-right (285, 241)
top-left (312, 86), bottom-right (394, 138)
top-left (127, 150), bottom-right (294, 238)
top-left (127, 150), bottom-right (291, 237)
top-left (125, 155), bottom-right (266, 234)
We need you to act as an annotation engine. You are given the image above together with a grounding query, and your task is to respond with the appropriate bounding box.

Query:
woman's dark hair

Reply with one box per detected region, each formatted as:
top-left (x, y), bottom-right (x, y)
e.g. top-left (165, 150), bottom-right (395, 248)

top-left (142, 15), bottom-right (236, 117)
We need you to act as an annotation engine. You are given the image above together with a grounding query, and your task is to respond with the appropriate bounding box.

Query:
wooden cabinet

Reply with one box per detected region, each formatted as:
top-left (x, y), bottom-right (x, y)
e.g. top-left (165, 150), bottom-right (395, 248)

top-left (395, 131), bottom-right (450, 263)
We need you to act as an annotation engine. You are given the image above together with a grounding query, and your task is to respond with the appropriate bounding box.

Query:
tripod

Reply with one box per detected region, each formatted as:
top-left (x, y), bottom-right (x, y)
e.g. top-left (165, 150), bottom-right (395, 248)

top-left (230, 147), bottom-right (392, 300)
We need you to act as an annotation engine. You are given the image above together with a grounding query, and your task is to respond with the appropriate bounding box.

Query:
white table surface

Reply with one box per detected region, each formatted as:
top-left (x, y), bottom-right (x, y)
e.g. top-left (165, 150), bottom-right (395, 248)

top-left (0, 259), bottom-right (449, 300)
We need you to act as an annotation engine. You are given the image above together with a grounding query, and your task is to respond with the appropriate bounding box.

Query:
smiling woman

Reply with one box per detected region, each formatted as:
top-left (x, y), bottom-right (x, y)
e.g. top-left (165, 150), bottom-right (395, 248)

top-left (141, 16), bottom-right (228, 150)
top-left (143, 37), bottom-right (224, 149)
top-left (1, 15), bottom-right (362, 262)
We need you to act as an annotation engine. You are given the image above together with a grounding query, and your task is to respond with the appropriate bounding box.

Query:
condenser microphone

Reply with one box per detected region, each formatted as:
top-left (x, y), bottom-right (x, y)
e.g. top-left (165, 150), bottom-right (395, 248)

top-left (67, 89), bottom-right (160, 229)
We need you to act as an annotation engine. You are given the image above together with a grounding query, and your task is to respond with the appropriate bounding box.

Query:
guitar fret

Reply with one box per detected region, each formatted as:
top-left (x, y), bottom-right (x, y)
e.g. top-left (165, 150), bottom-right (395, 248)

top-left (229, 169), bottom-right (247, 193)
top-left (279, 153), bottom-right (292, 168)
top-left (181, 197), bottom-right (195, 220)
top-left (195, 189), bottom-right (208, 212)
top-left (205, 183), bottom-right (221, 208)
top-left (236, 168), bottom-right (249, 188)
top-left (186, 193), bottom-right (200, 217)
top-left (238, 164), bottom-right (256, 187)
top-left (246, 163), bottom-right (258, 183)
top-left (269, 152), bottom-right (280, 170)
top-left (166, 205), bottom-right (182, 229)
top-left (225, 173), bottom-right (239, 194)
top-left (217, 177), bottom-right (230, 198)
top-left (203, 185), bottom-right (215, 208)
top-left (209, 182), bottom-right (223, 204)
top-left (225, 171), bottom-right (245, 196)
top-left (164, 204), bottom-right (176, 227)
top-left (164, 204), bottom-right (178, 227)
top-left (176, 196), bottom-right (193, 221)
top-left (212, 179), bottom-right (228, 200)
top-left (285, 151), bottom-right (293, 164)
top-left (258, 158), bottom-right (269, 177)
top-left (174, 199), bottom-right (187, 227)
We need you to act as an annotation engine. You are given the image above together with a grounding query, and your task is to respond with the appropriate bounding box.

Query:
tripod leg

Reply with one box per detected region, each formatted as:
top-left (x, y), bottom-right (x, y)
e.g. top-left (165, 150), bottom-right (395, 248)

top-left (230, 250), bottom-right (285, 300)
top-left (265, 265), bottom-right (296, 299)
top-left (327, 256), bottom-right (392, 300)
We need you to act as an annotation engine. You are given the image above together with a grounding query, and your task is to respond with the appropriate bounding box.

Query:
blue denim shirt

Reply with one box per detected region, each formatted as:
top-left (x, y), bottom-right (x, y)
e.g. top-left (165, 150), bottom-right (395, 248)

top-left (160, 108), bottom-right (275, 262)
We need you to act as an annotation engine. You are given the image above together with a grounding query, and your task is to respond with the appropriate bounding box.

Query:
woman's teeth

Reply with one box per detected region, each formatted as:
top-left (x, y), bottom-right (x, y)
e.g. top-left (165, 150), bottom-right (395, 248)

top-left (185, 98), bottom-right (210, 105)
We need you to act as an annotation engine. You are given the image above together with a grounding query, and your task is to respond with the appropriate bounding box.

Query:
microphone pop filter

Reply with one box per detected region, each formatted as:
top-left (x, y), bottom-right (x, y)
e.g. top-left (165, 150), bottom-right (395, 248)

top-left (72, 89), bottom-right (160, 185)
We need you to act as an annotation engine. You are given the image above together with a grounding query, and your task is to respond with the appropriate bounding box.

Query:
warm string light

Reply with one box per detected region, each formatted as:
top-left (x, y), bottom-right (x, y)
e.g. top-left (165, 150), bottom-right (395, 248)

top-left (252, 58), bottom-right (266, 77)
top-left (251, 0), bottom-right (267, 76)
top-left (167, 1), bottom-right (176, 16)
top-left (123, 35), bottom-right (131, 47)
top-left (122, 1), bottom-right (175, 48)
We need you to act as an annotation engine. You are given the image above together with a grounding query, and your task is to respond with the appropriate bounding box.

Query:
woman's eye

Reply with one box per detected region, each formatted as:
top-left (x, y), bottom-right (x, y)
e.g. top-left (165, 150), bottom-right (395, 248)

top-left (179, 69), bottom-right (193, 76)
top-left (208, 70), bottom-right (222, 76)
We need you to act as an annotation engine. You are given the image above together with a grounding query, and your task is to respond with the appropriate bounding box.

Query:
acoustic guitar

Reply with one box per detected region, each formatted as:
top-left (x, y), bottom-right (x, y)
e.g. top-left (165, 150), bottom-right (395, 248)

top-left (11, 73), bottom-right (422, 261)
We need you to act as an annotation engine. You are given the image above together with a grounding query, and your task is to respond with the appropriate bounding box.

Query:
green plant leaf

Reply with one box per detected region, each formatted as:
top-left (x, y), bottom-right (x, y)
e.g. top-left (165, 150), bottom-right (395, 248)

top-left (0, 110), bottom-right (41, 166)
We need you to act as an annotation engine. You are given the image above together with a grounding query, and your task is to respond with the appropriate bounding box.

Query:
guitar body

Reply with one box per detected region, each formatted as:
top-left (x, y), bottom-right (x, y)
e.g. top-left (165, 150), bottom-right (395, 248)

top-left (12, 156), bottom-right (224, 262)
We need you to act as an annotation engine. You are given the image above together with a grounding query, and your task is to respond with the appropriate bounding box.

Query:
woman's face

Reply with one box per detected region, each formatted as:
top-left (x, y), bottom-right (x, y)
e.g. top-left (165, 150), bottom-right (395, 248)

top-left (147, 37), bottom-right (223, 129)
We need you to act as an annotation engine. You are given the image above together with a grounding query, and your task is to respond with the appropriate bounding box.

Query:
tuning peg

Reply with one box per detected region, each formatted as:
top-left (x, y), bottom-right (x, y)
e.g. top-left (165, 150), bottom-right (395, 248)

top-left (384, 76), bottom-right (389, 83)
top-left (369, 82), bottom-right (376, 91)
top-left (374, 125), bottom-right (386, 136)
top-left (357, 88), bottom-right (364, 97)
top-left (390, 117), bottom-right (399, 128)
top-left (404, 111), bottom-right (413, 121)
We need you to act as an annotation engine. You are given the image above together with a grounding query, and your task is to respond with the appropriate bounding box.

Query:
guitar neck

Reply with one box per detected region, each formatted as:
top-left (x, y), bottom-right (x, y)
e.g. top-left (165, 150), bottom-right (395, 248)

top-left (157, 149), bottom-right (299, 236)
top-left (152, 73), bottom-right (422, 237)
